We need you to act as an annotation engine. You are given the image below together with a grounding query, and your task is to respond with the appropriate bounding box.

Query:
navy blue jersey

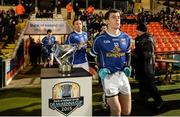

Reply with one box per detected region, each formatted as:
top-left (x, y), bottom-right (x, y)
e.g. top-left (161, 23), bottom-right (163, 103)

top-left (90, 31), bottom-right (131, 73)
top-left (65, 31), bottom-right (88, 64)
top-left (42, 35), bottom-right (56, 53)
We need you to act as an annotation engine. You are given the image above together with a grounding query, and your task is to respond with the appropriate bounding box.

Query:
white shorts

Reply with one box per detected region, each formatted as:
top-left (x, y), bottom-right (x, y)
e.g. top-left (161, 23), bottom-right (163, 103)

top-left (50, 53), bottom-right (54, 61)
top-left (102, 71), bottom-right (131, 97)
top-left (73, 62), bottom-right (89, 72)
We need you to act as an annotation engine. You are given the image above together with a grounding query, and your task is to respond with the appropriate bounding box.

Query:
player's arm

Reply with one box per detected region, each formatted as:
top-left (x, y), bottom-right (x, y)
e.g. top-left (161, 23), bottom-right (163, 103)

top-left (125, 35), bottom-right (132, 67)
top-left (89, 37), bottom-right (99, 59)
top-left (89, 37), bottom-right (110, 79)
top-left (124, 36), bottom-right (132, 77)
top-left (41, 37), bottom-right (47, 47)
top-left (88, 41), bottom-right (98, 63)
top-left (126, 52), bottom-right (131, 67)
top-left (65, 33), bottom-right (73, 44)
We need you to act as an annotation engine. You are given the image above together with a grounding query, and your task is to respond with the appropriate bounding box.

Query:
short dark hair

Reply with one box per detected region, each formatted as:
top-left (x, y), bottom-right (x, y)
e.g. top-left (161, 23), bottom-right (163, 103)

top-left (73, 18), bottom-right (82, 25)
top-left (47, 29), bottom-right (52, 33)
top-left (137, 23), bottom-right (147, 32)
top-left (104, 9), bottom-right (120, 20)
top-left (101, 23), bottom-right (107, 27)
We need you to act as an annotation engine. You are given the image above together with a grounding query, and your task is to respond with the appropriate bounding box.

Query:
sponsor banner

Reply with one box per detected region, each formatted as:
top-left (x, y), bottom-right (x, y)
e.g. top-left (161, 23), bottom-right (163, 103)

top-left (6, 59), bottom-right (11, 73)
top-left (5, 59), bottom-right (16, 73)
top-left (5, 42), bottom-right (24, 84)
top-left (24, 20), bottom-right (72, 35)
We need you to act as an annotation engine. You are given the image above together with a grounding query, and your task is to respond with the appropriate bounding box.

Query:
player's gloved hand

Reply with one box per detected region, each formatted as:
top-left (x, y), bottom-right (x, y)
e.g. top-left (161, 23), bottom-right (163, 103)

top-left (98, 68), bottom-right (111, 80)
top-left (123, 66), bottom-right (132, 77)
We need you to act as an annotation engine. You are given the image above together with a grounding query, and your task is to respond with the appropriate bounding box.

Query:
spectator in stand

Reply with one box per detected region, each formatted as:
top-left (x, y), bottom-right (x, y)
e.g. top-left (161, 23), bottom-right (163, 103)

top-left (35, 9), bottom-right (53, 18)
top-left (80, 10), bottom-right (87, 28)
top-left (42, 9), bottom-right (48, 18)
top-left (66, 2), bottom-right (73, 19)
top-left (15, 2), bottom-right (25, 22)
top-left (166, 6), bottom-right (171, 14)
top-left (57, 0), bottom-right (61, 14)
top-left (26, 1), bottom-right (34, 15)
top-left (36, 10), bottom-right (42, 18)
top-left (98, 11), bottom-right (104, 20)
top-left (7, 14), bottom-right (17, 43)
top-left (73, 2), bottom-right (80, 18)
top-left (86, 5), bottom-right (95, 15)
top-left (47, 10), bottom-right (53, 18)
top-left (95, 23), bottom-right (107, 37)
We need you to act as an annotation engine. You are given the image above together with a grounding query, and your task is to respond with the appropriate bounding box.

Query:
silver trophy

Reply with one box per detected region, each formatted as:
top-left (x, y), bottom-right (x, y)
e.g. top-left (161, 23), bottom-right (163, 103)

top-left (52, 44), bottom-right (78, 74)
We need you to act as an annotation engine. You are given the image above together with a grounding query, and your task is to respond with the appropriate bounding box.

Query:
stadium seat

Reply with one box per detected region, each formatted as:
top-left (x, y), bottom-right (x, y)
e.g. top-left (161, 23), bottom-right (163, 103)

top-left (156, 48), bottom-right (163, 52)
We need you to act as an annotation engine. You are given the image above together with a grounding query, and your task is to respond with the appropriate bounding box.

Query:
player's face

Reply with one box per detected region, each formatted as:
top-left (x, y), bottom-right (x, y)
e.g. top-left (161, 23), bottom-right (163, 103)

top-left (47, 32), bottom-right (52, 36)
top-left (106, 12), bottom-right (121, 30)
top-left (74, 20), bottom-right (82, 32)
top-left (101, 25), bottom-right (107, 32)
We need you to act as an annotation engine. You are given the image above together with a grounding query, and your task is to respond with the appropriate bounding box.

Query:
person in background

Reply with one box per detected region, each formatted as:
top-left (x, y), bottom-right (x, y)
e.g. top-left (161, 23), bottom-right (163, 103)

top-left (73, 2), bottom-right (80, 18)
top-left (7, 12), bottom-right (17, 43)
top-left (86, 5), bottom-right (95, 15)
top-left (36, 38), bottom-right (42, 65)
top-left (95, 23), bottom-right (107, 38)
top-left (133, 23), bottom-right (163, 110)
top-left (90, 9), bottom-right (132, 116)
top-left (65, 18), bottom-right (89, 71)
top-left (66, 2), bottom-right (73, 19)
top-left (57, 0), bottom-right (61, 14)
top-left (15, 2), bottom-right (25, 22)
top-left (29, 37), bottom-right (37, 65)
top-left (42, 29), bottom-right (56, 68)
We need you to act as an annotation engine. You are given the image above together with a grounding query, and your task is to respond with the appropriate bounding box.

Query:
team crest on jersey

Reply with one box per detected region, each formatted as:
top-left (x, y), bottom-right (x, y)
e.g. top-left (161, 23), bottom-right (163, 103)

top-left (112, 46), bottom-right (121, 54)
top-left (120, 38), bottom-right (126, 45)
top-left (49, 82), bottom-right (84, 116)
top-left (83, 34), bottom-right (87, 39)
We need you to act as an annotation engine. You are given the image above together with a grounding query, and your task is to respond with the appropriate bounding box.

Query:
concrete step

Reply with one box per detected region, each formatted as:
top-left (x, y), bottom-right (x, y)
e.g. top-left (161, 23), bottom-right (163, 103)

top-left (1, 49), bottom-right (14, 53)
top-left (7, 44), bottom-right (15, 47)
top-left (6, 44), bottom-right (16, 49)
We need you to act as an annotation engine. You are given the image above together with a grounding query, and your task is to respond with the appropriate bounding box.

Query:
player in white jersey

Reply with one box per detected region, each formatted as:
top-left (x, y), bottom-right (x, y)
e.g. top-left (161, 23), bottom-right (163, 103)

top-left (90, 9), bottom-right (132, 116)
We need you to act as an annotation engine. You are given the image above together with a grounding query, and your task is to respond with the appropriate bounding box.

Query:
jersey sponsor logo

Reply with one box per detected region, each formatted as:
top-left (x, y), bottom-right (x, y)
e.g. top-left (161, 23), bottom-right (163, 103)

top-left (120, 38), bottom-right (126, 45)
top-left (49, 82), bottom-right (84, 116)
top-left (103, 40), bottom-right (111, 44)
top-left (106, 46), bottom-right (125, 58)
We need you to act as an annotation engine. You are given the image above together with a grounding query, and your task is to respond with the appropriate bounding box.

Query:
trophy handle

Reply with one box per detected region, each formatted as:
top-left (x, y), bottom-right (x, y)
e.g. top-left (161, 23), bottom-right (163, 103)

top-left (54, 55), bottom-right (62, 65)
top-left (60, 46), bottom-right (77, 59)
